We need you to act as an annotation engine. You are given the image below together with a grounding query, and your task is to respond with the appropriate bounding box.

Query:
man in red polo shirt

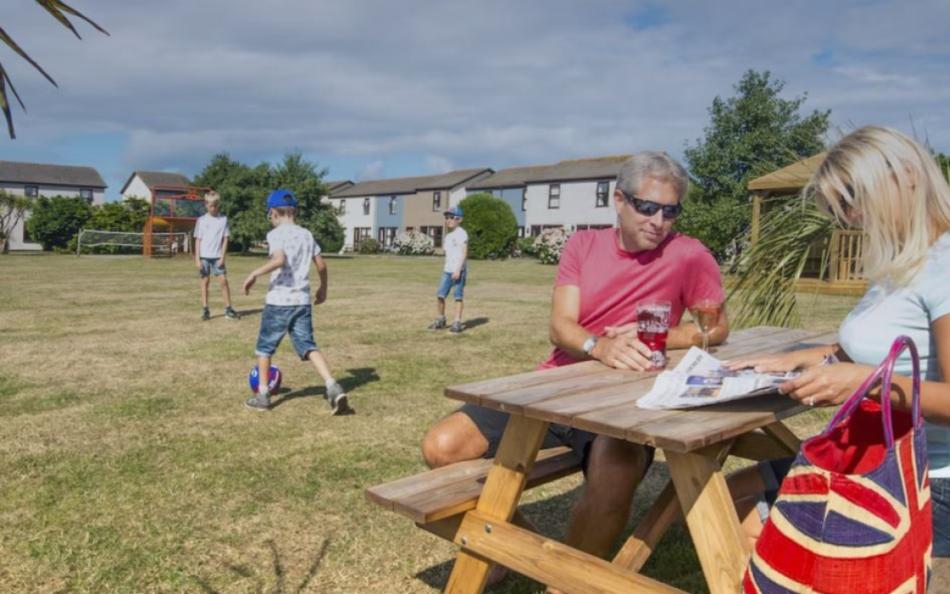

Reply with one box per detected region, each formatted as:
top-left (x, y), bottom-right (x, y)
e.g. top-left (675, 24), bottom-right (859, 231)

top-left (421, 152), bottom-right (729, 587)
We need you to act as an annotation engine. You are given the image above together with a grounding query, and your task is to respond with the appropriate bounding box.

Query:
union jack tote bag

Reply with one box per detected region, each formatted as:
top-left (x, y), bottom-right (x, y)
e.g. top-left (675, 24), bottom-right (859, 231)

top-left (744, 335), bottom-right (932, 593)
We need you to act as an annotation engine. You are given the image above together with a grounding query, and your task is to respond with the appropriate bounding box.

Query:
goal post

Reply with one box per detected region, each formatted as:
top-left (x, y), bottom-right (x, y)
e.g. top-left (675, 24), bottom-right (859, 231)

top-left (76, 229), bottom-right (190, 256)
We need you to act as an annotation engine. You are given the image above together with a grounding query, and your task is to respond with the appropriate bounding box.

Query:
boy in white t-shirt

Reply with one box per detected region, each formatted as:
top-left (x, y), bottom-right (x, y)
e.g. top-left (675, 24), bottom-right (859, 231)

top-left (241, 189), bottom-right (351, 415)
top-left (193, 191), bottom-right (239, 321)
top-left (428, 206), bottom-right (468, 334)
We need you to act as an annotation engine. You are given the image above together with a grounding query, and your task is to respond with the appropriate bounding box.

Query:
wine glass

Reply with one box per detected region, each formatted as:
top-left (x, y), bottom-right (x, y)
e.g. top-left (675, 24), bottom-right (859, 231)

top-left (690, 299), bottom-right (721, 352)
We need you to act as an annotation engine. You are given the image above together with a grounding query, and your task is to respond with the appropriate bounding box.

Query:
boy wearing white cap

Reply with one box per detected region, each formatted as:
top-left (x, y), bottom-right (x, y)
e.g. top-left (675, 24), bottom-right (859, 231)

top-left (428, 206), bottom-right (468, 333)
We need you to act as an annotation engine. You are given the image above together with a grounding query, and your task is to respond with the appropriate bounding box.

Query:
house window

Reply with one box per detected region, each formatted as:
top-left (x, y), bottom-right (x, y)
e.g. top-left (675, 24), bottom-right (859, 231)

top-left (353, 227), bottom-right (372, 248)
top-left (80, 188), bottom-right (94, 204)
top-left (389, 196), bottom-right (397, 215)
top-left (517, 226), bottom-right (525, 237)
top-left (377, 227), bottom-right (397, 246)
top-left (25, 185), bottom-right (38, 198)
top-left (521, 189), bottom-right (527, 212)
top-left (420, 225), bottom-right (443, 248)
top-left (548, 184), bottom-right (560, 209)
top-left (595, 181), bottom-right (609, 207)
top-left (338, 200), bottom-right (346, 215)
top-left (362, 198), bottom-right (370, 215)
top-left (404, 226), bottom-right (413, 233)
top-left (432, 191), bottom-right (441, 211)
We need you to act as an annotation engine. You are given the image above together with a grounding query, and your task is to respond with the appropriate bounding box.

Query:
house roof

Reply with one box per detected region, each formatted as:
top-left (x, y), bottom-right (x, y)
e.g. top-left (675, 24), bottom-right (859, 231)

top-left (468, 155), bottom-right (632, 189)
top-left (747, 152), bottom-right (827, 194)
top-left (0, 160), bottom-right (106, 188)
top-left (325, 180), bottom-right (354, 193)
top-left (331, 168), bottom-right (493, 198)
top-left (120, 171), bottom-right (191, 194)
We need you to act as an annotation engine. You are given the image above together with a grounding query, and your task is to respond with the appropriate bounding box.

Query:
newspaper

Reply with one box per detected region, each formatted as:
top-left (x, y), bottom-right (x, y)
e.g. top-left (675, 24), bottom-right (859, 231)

top-left (636, 347), bottom-right (798, 410)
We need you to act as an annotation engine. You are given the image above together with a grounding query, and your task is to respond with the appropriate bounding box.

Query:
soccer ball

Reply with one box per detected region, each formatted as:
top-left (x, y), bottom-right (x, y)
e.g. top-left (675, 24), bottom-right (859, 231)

top-left (248, 365), bottom-right (282, 393)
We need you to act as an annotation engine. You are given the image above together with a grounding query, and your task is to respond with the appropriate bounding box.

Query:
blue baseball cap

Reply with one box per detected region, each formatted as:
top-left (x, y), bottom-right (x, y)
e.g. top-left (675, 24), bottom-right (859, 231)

top-left (266, 189), bottom-right (298, 210)
top-left (444, 206), bottom-right (463, 218)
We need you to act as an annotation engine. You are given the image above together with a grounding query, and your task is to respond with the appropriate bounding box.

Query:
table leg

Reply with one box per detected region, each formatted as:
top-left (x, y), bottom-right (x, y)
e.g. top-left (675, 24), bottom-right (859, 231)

top-left (444, 414), bottom-right (549, 594)
top-left (665, 448), bottom-right (751, 594)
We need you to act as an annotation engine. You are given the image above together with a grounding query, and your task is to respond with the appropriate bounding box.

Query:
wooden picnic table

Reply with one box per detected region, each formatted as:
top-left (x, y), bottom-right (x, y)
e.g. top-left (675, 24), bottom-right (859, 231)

top-left (439, 326), bottom-right (837, 594)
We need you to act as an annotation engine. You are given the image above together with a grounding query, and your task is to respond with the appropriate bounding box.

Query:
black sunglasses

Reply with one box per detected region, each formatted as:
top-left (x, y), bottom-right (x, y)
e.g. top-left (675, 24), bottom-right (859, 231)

top-left (619, 190), bottom-right (682, 220)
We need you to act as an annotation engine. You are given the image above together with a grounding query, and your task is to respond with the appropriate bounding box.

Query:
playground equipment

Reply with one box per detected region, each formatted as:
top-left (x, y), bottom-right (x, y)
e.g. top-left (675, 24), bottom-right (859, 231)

top-left (142, 184), bottom-right (211, 256)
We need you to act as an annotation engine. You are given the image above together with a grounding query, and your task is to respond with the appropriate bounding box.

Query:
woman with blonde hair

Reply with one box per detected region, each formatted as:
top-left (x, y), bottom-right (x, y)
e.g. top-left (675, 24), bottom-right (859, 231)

top-left (728, 125), bottom-right (950, 558)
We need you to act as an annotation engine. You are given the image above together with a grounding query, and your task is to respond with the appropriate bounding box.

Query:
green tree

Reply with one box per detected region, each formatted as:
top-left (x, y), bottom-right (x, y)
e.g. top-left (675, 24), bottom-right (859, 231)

top-left (26, 195), bottom-right (92, 250)
top-left (272, 152), bottom-right (344, 253)
top-left (1, 2), bottom-right (108, 138)
top-left (85, 198), bottom-right (150, 232)
top-left (678, 70), bottom-right (830, 261)
top-left (458, 193), bottom-right (518, 259)
top-left (0, 189), bottom-right (30, 253)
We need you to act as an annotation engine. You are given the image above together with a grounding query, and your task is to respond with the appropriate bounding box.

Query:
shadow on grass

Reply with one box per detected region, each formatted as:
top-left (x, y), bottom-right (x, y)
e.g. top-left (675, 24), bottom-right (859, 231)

top-left (412, 460), bottom-right (707, 593)
top-left (234, 307), bottom-right (264, 318)
top-left (192, 538), bottom-right (331, 594)
top-left (271, 367), bottom-right (379, 410)
top-left (463, 317), bottom-right (490, 331)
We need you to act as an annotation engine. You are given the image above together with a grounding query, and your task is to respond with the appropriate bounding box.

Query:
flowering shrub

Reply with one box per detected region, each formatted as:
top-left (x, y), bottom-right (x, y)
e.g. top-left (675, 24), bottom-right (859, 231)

top-left (392, 231), bottom-right (435, 256)
top-left (533, 227), bottom-right (572, 264)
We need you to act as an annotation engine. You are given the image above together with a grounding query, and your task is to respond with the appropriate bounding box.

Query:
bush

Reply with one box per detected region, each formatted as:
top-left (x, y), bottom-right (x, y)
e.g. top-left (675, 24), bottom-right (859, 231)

top-left (302, 208), bottom-right (345, 254)
top-left (457, 193), bottom-right (518, 259)
top-left (68, 198), bottom-right (153, 254)
top-left (534, 228), bottom-right (572, 264)
top-left (392, 231), bottom-right (434, 256)
top-left (357, 237), bottom-right (380, 254)
top-left (515, 236), bottom-right (537, 258)
top-left (26, 195), bottom-right (93, 251)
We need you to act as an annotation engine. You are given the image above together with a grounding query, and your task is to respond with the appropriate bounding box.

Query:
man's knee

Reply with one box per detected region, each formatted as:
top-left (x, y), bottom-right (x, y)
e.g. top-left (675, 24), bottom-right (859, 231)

top-left (421, 413), bottom-right (488, 468)
top-left (584, 439), bottom-right (650, 508)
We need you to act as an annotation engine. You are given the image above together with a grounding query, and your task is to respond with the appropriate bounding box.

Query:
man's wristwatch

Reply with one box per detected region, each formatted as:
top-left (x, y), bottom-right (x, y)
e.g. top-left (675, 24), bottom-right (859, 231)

top-left (581, 335), bottom-right (599, 357)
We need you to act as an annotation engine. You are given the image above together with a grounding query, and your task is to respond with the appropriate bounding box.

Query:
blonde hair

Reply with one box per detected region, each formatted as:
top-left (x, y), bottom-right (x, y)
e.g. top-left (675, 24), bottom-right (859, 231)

top-left (807, 125), bottom-right (950, 287)
top-left (204, 191), bottom-right (221, 205)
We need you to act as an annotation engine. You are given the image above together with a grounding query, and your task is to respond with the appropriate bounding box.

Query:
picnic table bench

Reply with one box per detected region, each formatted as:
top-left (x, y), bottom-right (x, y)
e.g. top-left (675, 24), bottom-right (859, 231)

top-left (367, 326), bottom-right (836, 593)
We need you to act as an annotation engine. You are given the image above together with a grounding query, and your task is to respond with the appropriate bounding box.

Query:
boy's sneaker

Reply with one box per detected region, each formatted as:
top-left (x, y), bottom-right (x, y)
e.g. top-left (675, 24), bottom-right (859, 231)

top-left (245, 392), bottom-right (271, 411)
top-left (224, 307), bottom-right (240, 320)
top-left (326, 381), bottom-right (352, 415)
top-left (427, 316), bottom-right (447, 330)
top-left (201, 308), bottom-right (211, 321)
top-left (449, 320), bottom-right (464, 334)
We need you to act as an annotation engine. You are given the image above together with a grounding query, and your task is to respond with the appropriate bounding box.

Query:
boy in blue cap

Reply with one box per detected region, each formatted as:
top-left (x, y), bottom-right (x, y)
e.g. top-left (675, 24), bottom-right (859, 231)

top-left (241, 189), bottom-right (351, 414)
top-left (428, 205), bottom-right (468, 333)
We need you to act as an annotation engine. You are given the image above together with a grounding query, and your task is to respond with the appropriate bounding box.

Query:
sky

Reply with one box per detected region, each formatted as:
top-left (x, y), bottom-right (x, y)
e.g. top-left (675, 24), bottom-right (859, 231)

top-left (0, 0), bottom-right (948, 201)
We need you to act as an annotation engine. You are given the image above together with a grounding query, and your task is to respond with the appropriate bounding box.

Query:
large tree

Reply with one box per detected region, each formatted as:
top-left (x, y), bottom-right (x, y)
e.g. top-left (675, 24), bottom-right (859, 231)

top-left (677, 70), bottom-right (830, 261)
top-left (1, 1), bottom-right (108, 138)
top-left (0, 189), bottom-right (30, 252)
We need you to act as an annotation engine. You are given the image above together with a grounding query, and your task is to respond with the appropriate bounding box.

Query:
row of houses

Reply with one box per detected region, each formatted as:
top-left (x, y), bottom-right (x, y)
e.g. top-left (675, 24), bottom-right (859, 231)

top-left (2, 154), bottom-right (629, 251)
top-left (329, 155), bottom-right (628, 250)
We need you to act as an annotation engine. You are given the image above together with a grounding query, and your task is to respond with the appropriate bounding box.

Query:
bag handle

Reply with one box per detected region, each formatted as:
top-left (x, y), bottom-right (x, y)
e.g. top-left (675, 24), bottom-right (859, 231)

top-left (823, 335), bottom-right (921, 449)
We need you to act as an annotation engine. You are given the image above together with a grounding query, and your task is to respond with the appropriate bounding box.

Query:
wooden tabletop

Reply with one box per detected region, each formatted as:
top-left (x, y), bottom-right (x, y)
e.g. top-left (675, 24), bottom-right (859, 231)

top-left (445, 326), bottom-right (837, 453)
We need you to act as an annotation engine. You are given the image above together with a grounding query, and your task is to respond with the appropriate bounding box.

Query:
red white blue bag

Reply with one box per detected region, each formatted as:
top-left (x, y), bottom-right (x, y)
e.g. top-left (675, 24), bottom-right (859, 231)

top-left (744, 335), bottom-right (932, 593)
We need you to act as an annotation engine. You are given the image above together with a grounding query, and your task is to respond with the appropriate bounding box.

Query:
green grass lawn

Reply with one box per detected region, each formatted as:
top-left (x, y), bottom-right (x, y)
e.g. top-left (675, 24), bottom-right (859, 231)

top-left (0, 254), bottom-right (859, 593)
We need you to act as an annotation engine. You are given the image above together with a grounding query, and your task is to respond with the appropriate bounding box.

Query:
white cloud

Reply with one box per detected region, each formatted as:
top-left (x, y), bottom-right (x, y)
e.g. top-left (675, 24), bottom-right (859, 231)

top-left (0, 0), bottom-right (947, 190)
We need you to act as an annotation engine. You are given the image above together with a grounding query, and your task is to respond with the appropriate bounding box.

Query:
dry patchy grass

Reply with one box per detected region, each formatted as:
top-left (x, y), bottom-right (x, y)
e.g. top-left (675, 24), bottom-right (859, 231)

top-left (0, 254), bottom-right (858, 593)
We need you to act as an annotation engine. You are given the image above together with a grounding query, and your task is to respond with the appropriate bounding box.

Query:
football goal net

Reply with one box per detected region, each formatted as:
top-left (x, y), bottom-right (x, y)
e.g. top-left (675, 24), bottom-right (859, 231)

top-left (76, 229), bottom-right (190, 256)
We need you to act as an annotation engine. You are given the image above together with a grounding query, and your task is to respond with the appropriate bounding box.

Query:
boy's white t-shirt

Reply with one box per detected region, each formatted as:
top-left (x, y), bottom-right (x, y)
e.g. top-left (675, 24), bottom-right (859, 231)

top-left (194, 213), bottom-right (230, 259)
top-left (838, 232), bottom-right (950, 478)
top-left (443, 227), bottom-right (468, 273)
top-left (265, 223), bottom-right (322, 306)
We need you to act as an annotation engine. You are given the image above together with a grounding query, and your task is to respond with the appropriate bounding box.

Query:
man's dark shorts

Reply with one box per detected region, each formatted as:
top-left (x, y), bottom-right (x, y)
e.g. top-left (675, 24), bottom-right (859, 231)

top-left (459, 403), bottom-right (655, 473)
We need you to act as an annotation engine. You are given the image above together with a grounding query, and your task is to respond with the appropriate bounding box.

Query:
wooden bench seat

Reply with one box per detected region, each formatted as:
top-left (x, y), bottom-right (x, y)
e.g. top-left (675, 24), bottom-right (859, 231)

top-left (366, 446), bottom-right (582, 525)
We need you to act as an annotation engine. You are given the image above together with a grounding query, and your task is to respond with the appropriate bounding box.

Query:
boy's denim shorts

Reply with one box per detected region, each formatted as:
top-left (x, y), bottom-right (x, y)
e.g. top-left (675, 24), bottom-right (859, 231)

top-left (254, 304), bottom-right (319, 360)
top-left (198, 258), bottom-right (227, 277)
top-left (436, 268), bottom-right (466, 301)
top-left (932, 477), bottom-right (950, 557)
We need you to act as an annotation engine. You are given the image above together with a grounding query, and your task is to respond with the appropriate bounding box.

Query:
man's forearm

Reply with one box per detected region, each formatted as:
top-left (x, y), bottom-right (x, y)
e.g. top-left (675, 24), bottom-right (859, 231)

top-left (550, 316), bottom-right (594, 359)
top-left (667, 321), bottom-right (728, 349)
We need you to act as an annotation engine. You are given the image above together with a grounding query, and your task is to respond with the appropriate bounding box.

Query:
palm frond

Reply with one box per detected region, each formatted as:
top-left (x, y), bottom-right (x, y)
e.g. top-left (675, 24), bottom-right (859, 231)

top-left (35, 0), bottom-right (109, 38)
top-left (0, 1), bottom-right (107, 139)
top-left (728, 197), bottom-right (837, 328)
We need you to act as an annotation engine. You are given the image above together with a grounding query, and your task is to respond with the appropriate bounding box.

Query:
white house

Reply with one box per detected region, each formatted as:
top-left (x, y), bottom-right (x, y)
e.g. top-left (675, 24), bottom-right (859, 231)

top-left (330, 169), bottom-right (492, 250)
top-left (0, 160), bottom-right (107, 251)
top-left (119, 171), bottom-right (191, 202)
top-left (469, 155), bottom-right (629, 237)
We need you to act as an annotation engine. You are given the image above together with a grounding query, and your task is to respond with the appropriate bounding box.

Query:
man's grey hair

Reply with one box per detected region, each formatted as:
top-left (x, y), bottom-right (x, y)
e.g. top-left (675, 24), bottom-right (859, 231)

top-left (616, 152), bottom-right (690, 201)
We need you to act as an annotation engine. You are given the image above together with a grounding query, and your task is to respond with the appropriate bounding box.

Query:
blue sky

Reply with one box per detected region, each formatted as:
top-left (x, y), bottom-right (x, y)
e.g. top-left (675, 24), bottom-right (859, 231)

top-left (0, 0), bottom-right (948, 201)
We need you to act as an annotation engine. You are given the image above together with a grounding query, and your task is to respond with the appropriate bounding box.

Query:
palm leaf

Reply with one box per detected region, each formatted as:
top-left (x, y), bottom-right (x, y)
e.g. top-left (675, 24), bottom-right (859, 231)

top-left (0, 1), bottom-right (107, 139)
top-left (728, 197), bottom-right (837, 328)
top-left (35, 0), bottom-right (109, 38)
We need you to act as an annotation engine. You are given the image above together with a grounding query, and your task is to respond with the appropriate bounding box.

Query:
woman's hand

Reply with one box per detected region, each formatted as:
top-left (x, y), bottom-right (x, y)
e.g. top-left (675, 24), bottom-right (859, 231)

top-left (724, 348), bottom-right (825, 373)
top-left (777, 363), bottom-right (875, 407)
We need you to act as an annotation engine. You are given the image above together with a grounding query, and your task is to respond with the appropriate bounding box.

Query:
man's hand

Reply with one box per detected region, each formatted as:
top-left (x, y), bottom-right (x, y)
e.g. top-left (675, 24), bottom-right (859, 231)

top-left (216, 257), bottom-right (225, 267)
top-left (451, 270), bottom-right (460, 281)
top-left (242, 274), bottom-right (256, 296)
top-left (591, 335), bottom-right (654, 371)
top-left (604, 323), bottom-right (638, 338)
top-left (315, 286), bottom-right (327, 305)
top-left (194, 258), bottom-right (202, 271)
top-left (777, 363), bottom-right (874, 407)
